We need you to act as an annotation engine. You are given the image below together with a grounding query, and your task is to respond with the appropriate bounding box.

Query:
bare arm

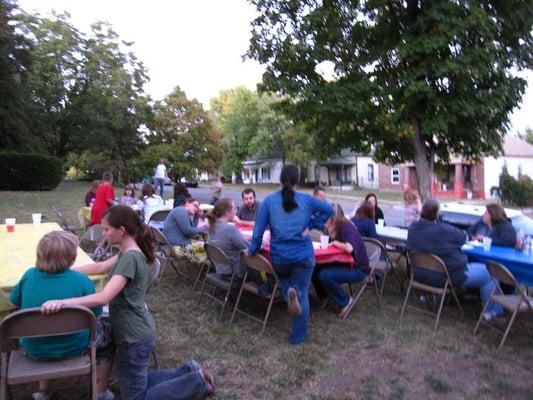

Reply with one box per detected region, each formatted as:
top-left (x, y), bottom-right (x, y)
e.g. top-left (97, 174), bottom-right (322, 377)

top-left (72, 255), bottom-right (118, 275)
top-left (331, 240), bottom-right (353, 254)
top-left (41, 275), bottom-right (128, 313)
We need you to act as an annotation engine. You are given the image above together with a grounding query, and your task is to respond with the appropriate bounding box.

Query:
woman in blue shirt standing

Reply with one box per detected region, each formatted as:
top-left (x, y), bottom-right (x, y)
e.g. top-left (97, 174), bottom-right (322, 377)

top-left (247, 165), bottom-right (334, 345)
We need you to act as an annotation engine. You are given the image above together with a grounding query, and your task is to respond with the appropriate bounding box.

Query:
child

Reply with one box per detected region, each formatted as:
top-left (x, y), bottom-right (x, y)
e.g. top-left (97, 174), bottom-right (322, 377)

top-left (120, 184), bottom-right (137, 207)
top-left (9, 231), bottom-right (113, 400)
top-left (41, 205), bottom-right (214, 399)
top-left (90, 172), bottom-right (116, 225)
top-left (85, 180), bottom-right (100, 207)
top-left (137, 183), bottom-right (164, 223)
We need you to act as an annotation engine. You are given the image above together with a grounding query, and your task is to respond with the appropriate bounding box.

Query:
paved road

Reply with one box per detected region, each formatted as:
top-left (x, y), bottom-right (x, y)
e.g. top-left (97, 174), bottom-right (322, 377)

top-left (181, 185), bottom-right (406, 227)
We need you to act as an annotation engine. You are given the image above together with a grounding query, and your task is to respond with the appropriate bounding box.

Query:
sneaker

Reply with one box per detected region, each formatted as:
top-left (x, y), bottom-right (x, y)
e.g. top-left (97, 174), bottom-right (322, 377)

top-left (97, 389), bottom-right (115, 400)
top-left (338, 297), bottom-right (356, 319)
top-left (200, 368), bottom-right (215, 396)
top-left (287, 288), bottom-right (302, 317)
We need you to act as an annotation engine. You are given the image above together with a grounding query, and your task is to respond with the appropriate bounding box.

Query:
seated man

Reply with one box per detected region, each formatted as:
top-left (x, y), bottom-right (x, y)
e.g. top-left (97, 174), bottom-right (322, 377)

top-left (234, 188), bottom-right (261, 226)
top-left (313, 186), bottom-right (327, 202)
top-left (406, 198), bottom-right (502, 321)
top-left (163, 197), bottom-right (207, 246)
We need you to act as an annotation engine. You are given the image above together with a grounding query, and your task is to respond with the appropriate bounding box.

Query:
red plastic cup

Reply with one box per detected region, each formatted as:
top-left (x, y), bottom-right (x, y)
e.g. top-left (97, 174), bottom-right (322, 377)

top-left (5, 218), bottom-right (15, 233)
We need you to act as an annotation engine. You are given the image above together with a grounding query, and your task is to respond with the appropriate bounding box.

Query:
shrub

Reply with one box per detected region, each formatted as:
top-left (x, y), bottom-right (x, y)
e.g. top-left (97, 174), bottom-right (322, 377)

top-left (498, 166), bottom-right (533, 207)
top-left (0, 152), bottom-right (63, 190)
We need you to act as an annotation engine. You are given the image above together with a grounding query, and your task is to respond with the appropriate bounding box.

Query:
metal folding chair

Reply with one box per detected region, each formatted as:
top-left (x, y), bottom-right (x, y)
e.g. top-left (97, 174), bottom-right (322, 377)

top-left (198, 243), bottom-right (241, 320)
top-left (473, 261), bottom-right (533, 349)
top-left (0, 306), bottom-right (97, 400)
top-left (230, 253), bottom-right (283, 339)
top-left (400, 251), bottom-right (464, 329)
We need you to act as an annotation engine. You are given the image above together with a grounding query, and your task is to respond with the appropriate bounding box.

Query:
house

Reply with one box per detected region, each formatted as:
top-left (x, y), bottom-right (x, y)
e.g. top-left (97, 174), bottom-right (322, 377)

top-left (377, 135), bottom-right (533, 199)
top-left (241, 159), bottom-right (283, 184)
top-left (305, 149), bottom-right (379, 190)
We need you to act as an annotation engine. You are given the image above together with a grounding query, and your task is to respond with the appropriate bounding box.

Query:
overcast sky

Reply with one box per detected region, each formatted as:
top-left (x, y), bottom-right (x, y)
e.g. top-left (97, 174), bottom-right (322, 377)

top-left (18, 0), bottom-right (532, 134)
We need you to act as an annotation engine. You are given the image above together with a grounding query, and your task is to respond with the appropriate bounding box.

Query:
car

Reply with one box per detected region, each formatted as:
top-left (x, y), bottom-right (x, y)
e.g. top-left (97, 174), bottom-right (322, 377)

top-left (179, 177), bottom-right (198, 188)
top-left (439, 202), bottom-right (533, 237)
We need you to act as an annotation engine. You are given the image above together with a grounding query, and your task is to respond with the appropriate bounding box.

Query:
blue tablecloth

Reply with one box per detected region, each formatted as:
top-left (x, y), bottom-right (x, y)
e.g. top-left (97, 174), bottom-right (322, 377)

top-left (462, 244), bottom-right (533, 286)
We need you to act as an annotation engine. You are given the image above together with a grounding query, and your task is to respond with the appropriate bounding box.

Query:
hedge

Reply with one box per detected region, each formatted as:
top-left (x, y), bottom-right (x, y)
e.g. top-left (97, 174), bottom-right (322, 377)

top-left (0, 152), bottom-right (63, 191)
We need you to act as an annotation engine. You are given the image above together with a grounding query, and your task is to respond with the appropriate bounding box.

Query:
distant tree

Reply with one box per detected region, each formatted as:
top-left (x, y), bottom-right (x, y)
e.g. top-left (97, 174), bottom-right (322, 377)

top-left (519, 126), bottom-right (533, 145)
top-left (147, 87), bottom-right (223, 178)
top-left (0, 0), bottom-right (38, 151)
top-left (247, 0), bottom-right (533, 199)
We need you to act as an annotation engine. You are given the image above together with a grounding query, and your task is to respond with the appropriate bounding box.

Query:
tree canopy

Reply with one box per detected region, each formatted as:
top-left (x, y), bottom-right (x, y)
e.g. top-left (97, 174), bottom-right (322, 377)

top-left (247, 0), bottom-right (533, 198)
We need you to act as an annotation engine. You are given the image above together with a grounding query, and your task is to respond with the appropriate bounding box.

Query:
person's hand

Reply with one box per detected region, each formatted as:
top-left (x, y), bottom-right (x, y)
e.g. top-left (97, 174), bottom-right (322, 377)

top-left (241, 249), bottom-right (249, 257)
top-left (41, 299), bottom-right (66, 314)
top-left (474, 235), bottom-right (484, 242)
top-left (302, 228), bottom-right (309, 237)
top-left (234, 216), bottom-right (242, 224)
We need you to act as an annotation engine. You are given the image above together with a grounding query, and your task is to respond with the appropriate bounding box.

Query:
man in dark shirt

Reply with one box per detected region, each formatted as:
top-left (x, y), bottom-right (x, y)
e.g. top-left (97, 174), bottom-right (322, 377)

top-left (406, 198), bottom-right (502, 321)
top-left (234, 188), bottom-right (261, 226)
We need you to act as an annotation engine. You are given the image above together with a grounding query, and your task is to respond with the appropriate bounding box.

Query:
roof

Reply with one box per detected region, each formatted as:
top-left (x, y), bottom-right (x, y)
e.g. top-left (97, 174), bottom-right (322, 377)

top-left (502, 135), bottom-right (533, 157)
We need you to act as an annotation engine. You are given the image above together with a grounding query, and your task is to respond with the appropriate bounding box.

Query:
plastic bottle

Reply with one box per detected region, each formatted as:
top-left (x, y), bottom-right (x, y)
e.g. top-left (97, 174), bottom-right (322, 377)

top-left (517, 229), bottom-right (525, 250)
top-left (524, 235), bottom-right (532, 256)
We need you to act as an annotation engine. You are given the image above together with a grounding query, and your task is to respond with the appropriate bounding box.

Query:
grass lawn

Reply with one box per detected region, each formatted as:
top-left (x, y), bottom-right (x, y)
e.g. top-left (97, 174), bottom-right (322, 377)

top-left (1, 181), bottom-right (533, 399)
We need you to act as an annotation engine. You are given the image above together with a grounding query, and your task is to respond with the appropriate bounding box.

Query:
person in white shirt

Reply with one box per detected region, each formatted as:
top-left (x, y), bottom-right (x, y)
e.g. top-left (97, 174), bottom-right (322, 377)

top-left (153, 159), bottom-right (167, 197)
top-left (137, 183), bottom-right (165, 225)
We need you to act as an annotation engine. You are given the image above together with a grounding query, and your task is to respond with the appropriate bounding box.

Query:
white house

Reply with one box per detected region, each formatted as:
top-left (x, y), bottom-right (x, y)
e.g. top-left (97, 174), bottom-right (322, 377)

top-left (241, 159), bottom-right (283, 184)
top-left (305, 150), bottom-right (379, 190)
top-left (484, 135), bottom-right (533, 198)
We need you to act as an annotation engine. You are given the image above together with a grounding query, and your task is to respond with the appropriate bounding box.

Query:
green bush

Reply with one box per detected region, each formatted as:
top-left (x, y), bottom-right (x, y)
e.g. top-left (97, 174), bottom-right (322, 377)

top-left (498, 166), bottom-right (533, 207)
top-left (0, 152), bottom-right (63, 190)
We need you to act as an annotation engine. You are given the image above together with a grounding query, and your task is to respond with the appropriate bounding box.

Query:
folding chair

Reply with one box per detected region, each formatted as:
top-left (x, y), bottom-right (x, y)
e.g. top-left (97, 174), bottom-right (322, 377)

top-left (149, 226), bottom-right (190, 284)
top-left (230, 253), bottom-right (283, 338)
top-left (148, 210), bottom-right (170, 231)
top-left (145, 256), bottom-right (163, 368)
top-left (335, 238), bottom-right (390, 319)
top-left (80, 224), bottom-right (114, 261)
top-left (198, 243), bottom-right (241, 320)
top-left (473, 261), bottom-right (533, 349)
top-left (52, 207), bottom-right (83, 234)
top-left (400, 251), bottom-right (464, 329)
top-left (0, 305), bottom-right (97, 400)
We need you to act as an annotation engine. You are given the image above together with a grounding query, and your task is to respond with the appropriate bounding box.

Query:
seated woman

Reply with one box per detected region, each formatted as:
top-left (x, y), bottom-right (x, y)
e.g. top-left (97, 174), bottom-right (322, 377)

top-left (173, 182), bottom-right (191, 208)
top-left (364, 193), bottom-right (384, 224)
top-left (474, 204), bottom-right (517, 247)
top-left (351, 200), bottom-right (378, 239)
top-left (163, 197), bottom-right (208, 246)
top-left (137, 183), bottom-right (165, 223)
top-left (206, 198), bottom-right (249, 278)
top-left (314, 203), bottom-right (369, 318)
top-left (9, 231), bottom-right (112, 400)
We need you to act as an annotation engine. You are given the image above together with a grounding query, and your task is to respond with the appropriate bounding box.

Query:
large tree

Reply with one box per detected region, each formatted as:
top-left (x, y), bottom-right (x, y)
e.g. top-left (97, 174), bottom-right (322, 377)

top-left (247, 0), bottom-right (533, 198)
top-left (146, 86), bottom-right (223, 179)
top-left (0, 0), bottom-right (37, 151)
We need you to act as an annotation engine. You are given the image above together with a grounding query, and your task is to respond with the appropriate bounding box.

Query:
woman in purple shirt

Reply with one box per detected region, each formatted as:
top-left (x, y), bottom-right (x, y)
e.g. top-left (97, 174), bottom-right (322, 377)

top-left (314, 203), bottom-right (369, 318)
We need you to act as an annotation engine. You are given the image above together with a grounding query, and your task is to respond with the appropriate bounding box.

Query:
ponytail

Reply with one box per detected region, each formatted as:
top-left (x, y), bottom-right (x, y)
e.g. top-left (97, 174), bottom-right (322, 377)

top-left (103, 205), bottom-right (155, 264)
top-left (280, 165), bottom-right (299, 213)
top-left (207, 198), bottom-right (234, 234)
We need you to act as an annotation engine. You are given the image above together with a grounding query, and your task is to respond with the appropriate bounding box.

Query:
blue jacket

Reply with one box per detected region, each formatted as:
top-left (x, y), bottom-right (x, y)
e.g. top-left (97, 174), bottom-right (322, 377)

top-left (406, 219), bottom-right (468, 287)
top-left (248, 190), bottom-right (334, 266)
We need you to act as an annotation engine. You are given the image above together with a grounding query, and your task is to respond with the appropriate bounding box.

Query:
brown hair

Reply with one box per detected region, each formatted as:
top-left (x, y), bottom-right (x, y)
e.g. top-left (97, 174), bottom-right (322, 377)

top-left (355, 200), bottom-right (375, 221)
top-left (102, 171), bottom-right (113, 182)
top-left (207, 198), bottom-right (234, 234)
top-left (90, 180), bottom-right (100, 193)
top-left (486, 204), bottom-right (507, 226)
top-left (102, 205), bottom-right (155, 264)
top-left (36, 231), bottom-right (79, 273)
top-left (327, 203), bottom-right (349, 240)
top-left (140, 183), bottom-right (155, 201)
top-left (123, 184), bottom-right (136, 198)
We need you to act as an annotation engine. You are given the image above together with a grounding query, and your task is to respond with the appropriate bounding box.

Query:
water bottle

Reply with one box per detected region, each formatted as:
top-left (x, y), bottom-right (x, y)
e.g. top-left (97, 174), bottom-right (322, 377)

top-left (525, 235), bottom-right (532, 256)
top-left (517, 229), bottom-right (525, 250)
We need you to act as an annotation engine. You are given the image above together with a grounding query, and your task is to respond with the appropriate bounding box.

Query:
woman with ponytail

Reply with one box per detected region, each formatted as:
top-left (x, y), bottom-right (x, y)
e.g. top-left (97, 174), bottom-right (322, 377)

top-left (41, 205), bottom-right (214, 399)
top-left (206, 198), bottom-right (249, 277)
top-left (247, 165), bottom-right (334, 345)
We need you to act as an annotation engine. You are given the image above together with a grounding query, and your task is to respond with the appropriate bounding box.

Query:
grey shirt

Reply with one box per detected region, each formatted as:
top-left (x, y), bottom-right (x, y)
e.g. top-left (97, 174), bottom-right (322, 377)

top-left (163, 206), bottom-right (207, 246)
top-left (237, 201), bottom-right (261, 222)
top-left (207, 221), bottom-right (249, 276)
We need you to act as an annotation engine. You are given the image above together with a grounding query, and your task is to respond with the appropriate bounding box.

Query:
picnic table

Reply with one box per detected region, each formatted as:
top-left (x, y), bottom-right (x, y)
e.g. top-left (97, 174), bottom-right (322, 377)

top-left (0, 222), bottom-right (107, 314)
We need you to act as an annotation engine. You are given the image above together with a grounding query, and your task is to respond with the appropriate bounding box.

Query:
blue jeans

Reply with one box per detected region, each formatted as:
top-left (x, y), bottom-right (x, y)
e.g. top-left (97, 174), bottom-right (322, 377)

top-left (154, 178), bottom-right (164, 197)
top-left (273, 258), bottom-right (315, 345)
top-left (317, 265), bottom-right (367, 308)
top-left (115, 336), bottom-right (208, 400)
top-left (463, 262), bottom-right (503, 316)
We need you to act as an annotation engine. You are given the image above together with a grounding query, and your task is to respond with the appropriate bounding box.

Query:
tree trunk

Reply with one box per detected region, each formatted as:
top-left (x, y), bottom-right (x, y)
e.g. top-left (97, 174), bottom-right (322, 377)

top-left (410, 115), bottom-right (432, 200)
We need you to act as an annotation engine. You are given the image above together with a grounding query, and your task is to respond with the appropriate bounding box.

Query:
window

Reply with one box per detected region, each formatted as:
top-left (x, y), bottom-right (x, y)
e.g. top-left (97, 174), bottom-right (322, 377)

top-left (391, 168), bottom-right (400, 184)
top-left (368, 164), bottom-right (374, 181)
